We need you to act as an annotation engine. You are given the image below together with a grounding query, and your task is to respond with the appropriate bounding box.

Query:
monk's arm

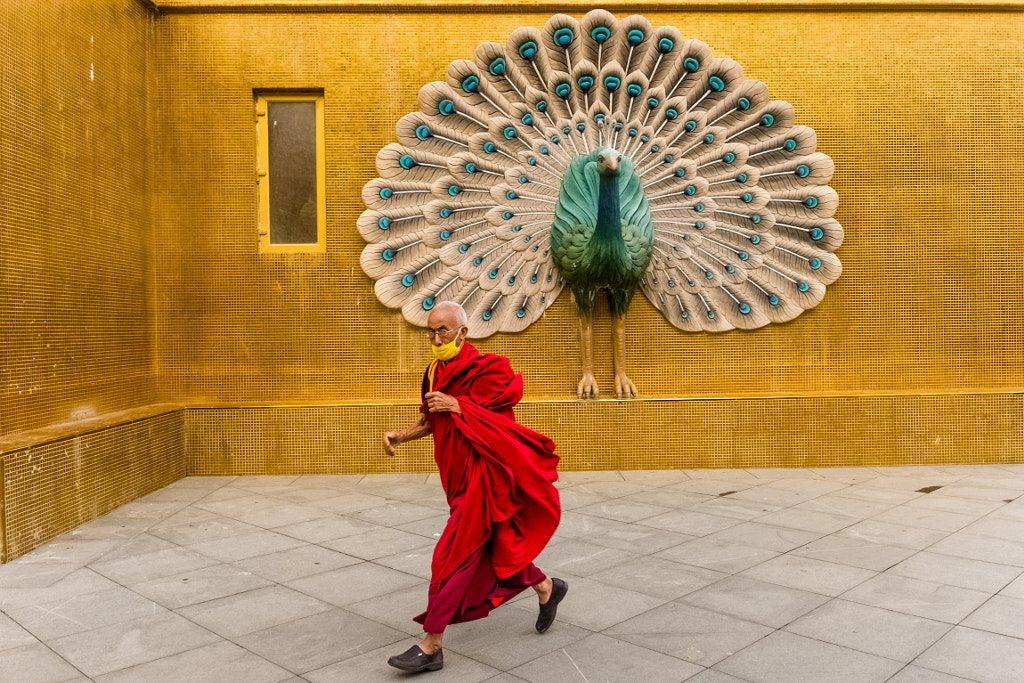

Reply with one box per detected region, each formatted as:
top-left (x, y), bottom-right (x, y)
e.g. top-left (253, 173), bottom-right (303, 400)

top-left (384, 415), bottom-right (431, 456)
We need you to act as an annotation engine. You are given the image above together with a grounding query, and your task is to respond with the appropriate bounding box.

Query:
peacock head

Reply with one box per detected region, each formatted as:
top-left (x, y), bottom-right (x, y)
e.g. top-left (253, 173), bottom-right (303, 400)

top-left (594, 147), bottom-right (621, 178)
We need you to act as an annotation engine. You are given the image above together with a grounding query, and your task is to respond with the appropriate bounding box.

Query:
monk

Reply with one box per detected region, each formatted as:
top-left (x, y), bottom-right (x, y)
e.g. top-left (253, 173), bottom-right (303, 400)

top-left (382, 301), bottom-right (567, 674)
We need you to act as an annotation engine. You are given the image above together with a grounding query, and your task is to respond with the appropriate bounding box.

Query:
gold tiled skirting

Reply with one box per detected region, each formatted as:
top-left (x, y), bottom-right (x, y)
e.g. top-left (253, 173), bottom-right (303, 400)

top-left (185, 393), bottom-right (1024, 476)
top-left (1, 412), bottom-right (185, 563)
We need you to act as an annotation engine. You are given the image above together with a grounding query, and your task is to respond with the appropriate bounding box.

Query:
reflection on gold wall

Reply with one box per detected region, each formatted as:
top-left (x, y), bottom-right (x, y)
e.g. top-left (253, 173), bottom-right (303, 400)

top-left (1, 0), bottom-right (156, 437)
top-left (154, 9), bottom-right (1023, 409)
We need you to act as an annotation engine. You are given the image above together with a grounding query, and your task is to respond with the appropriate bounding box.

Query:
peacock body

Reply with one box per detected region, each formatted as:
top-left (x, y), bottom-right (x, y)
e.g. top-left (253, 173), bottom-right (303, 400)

top-left (359, 11), bottom-right (843, 397)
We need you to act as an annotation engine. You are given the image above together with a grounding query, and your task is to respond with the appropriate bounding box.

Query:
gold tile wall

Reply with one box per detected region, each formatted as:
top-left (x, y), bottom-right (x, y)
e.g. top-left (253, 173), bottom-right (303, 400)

top-left (1, 411), bottom-right (185, 562)
top-left (1, 0), bottom-right (158, 437)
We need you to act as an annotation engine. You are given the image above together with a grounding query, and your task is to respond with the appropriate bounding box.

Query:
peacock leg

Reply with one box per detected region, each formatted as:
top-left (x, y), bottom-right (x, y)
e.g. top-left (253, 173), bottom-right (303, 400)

top-left (612, 312), bottom-right (638, 399)
top-left (578, 313), bottom-right (599, 399)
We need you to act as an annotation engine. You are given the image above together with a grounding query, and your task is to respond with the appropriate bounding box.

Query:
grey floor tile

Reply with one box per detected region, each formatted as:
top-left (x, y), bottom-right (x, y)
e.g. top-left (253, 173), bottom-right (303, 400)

top-left (307, 492), bottom-right (390, 515)
top-left (565, 481), bottom-right (651, 498)
top-left (666, 478), bottom-right (758, 496)
top-left (149, 513), bottom-right (262, 546)
top-left (197, 496), bottom-right (330, 530)
top-left (0, 568), bottom-right (120, 611)
top-left (5, 586), bottom-right (164, 641)
top-left (708, 522), bottom-right (820, 553)
top-left (998, 572), bottom-right (1024, 599)
top-left (263, 515), bottom-right (378, 544)
top-left (914, 626), bottom-right (1024, 682)
top-left (604, 602), bottom-right (773, 667)
top-left (92, 640), bottom-right (291, 683)
top-left (511, 576), bottom-right (666, 631)
top-left (654, 537), bottom-right (779, 574)
top-left (508, 632), bottom-right (703, 683)
top-left (529, 539), bottom-right (638, 577)
top-left (394, 513), bottom-right (449, 539)
top-left (559, 471), bottom-right (626, 484)
top-left (443, 606), bottom-right (590, 671)
top-left (689, 496), bottom-right (781, 521)
top-left (888, 551), bottom-right (1022, 593)
top-left (47, 611), bottom-right (220, 678)
top-left (963, 516), bottom-right (1024, 542)
top-left (306, 640), bottom-right (499, 682)
top-left (679, 575), bottom-right (829, 629)
top-left (233, 544), bottom-right (362, 583)
top-left (185, 529), bottom-right (307, 563)
top-left (869, 504), bottom-right (977, 533)
top-left (0, 642), bottom-right (84, 683)
top-left (87, 533), bottom-right (176, 564)
top-left (353, 502), bottom-right (445, 527)
top-left (580, 520), bottom-right (694, 554)
top-left (345, 582), bottom-right (430, 637)
top-left (684, 670), bottom-right (751, 683)
top-left (618, 487), bottom-right (710, 509)
top-left (574, 498), bottom-right (673, 523)
top-left (0, 612), bottom-right (39, 652)
top-left (886, 664), bottom-right (976, 682)
top-left (638, 509), bottom-right (742, 537)
top-left (373, 544), bottom-right (437, 580)
top-left (753, 507), bottom-right (858, 534)
top-left (796, 494), bottom-right (898, 519)
top-left (714, 630), bottom-right (903, 682)
top-left (841, 573), bottom-right (990, 623)
top-left (928, 532), bottom-right (1024, 567)
top-left (0, 561), bottom-right (81, 589)
top-left (321, 526), bottom-right (435, 561)
top-left (176, 585), bottom-right (333, 638)
top-left (785, 599), bottom-right (951, 662)
top-left (740, 554), bottom-right (876, 597)
top-left (554, 487), bottom-right (610, 510)
top-left (617, 469), bottom-right (692, 485)
top-left (837, 520), bottom-right (950, 550)
top-left (130, 563), bottom-right (272, 610)
top-left (588, 556), bottom-right (726, 600)
top-left (961, 595), bottom-right (1024, 639)
top-left (548, 510), bottom-right (626, 539)
top-left (789, 534), bottom-right (917, 571)
top-left (88, 546), bottom-right (220, 585)
top-left (233, 607), bottom-right (407, 674)
top-left (285, 562), bottom-right (422, 606)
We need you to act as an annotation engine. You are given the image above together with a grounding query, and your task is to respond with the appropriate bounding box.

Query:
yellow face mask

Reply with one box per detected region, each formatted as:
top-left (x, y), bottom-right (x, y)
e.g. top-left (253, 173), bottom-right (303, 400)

top-left (431, 336), bottom-right (462, 361)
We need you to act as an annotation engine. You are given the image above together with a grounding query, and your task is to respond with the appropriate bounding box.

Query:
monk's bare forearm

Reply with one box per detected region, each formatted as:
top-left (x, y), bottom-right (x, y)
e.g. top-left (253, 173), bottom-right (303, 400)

top-left (396, 417), bottom-right (431, 444)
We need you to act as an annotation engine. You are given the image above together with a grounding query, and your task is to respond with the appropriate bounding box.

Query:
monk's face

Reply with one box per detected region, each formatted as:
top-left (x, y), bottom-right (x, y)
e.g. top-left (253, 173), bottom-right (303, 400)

top-left (426, 308), bottom-right (467, 348)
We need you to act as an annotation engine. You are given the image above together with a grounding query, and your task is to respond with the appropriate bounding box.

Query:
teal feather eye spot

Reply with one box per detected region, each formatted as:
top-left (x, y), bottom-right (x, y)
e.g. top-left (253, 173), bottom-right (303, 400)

top-left (695, 221), bottom-right (705, 230)
top-left (555, 83), bottom-right (571, 98)
top-left (473, 257), bottom-right (483, 266)
top-left (683, 56), bottom-right (700, 72)
top-left (448, 185), bottom-right (459, 196)
top-left (422, 298), bottom-right (434, 310)
top-left (591, 26), bottom-right (610, 42)
top-left (797, 164), bottom-right (811, 178)
top-left (399, 155), bottom-right (415, 169)
top-left (627, 83), bottom-right (642, 97)
top-left (458, 244), bottom-right (469, 253)
top-left (675, 169), bottom-right (686, 178)
top-left (577, 122), bottom-right (586, 132)
top-left (739, 303), bottom-right (750, 314)
top-left (683, 235), bottom-right (690, 241)
top-left (562, 126), bottom-right (571, 135)
top-left (737, 173), bottom-right (748, 183)
top-left (614, 122), bottom-right (623, 130)
top-left (521, 113), bottom-right (533, 125)
top-left (554, 27), bottom-right (574, 46)
top-left (540, 295), bottom-right (545, 303)
top-left (663, 154), bottom-right (674, 162)
top-left (706, 271), bottom-right (714, 280)
top-left (483, 142), bottom-right (495, 153)
top-left (518, 175), bottom-right (528, 184)
top-left (684, 119), bottom-right (697, 132)
top-left (503, 126), bottom-right (517, 140)
top-left (694, 202), bottom-right (705, 212)
top-left (524, 235), bottom-right (531, 242)
top-left (641, 135), bottom-right (649, 143)
top-left (707, 310), bottom-right (716, 319)
top-left (738, 97), bottom-right (751, 110)
top-left (761, 113), bottom-right (775, 127)
top-left (382, 249), bottom-right (395, 261)
top-left (658, 37), bottom-right (674, 52)
top-left (415, 125), bottom-right (430, 140)
top-left (512, 225), bottom-right (522, 231)
top-left (668, 279), bottom-right (675, 287)
top-left (785, 138), bottom-right (797, 151)
top-left (629, 127), bottom-right (638, 137)
top-left (379, 187), bottom-right (392, 199)
top-left (488, 269), bottom-right (498, 279)
top-left (502, 211), bottom-right (514, 220)
top-left (507, 276), bottom-right (516, 286)
top-left (703, 133), bottom-right (715, 144)
top-left (770, 295), bottom-right (780, 305)
top-left (798, 281), bottom-right (810, 292)
top-left (751, 214), bottom-right (761, 224)
top-left (651, 144), bottom-right (660, 152)
top-left (482, 309), bottom-right (492, 321)
top-left (578, 76), bottom-right (594, 90)
top-left (681, 311), bottom-right (688, 319)
top-left (627, 28), bottom-right (644, 44)
top-left (539, 145), bottom-right (549, 154)
top-left (647, 97), bottom-right (659, 108)
top-left (527, 158), bottom-right (536, 165)
top-left (709, 75), bottom-right (725, 91)
top-left (805, 196), bottom-right (819, 208)
top-left (489, 57), bottom-right (506, 75)
top-left (665, 108), bottom-right (678, 120)
top-left (739, 252), bottom-right (749, 260)
top-left (727, 265), bottom-right (735, 273)
top-left (750, 235), bottom-right (760, 244)
top-left (439, 208), bottom-right (450, 218)
top-left (551, 135), bottom-right (560, 144)
top-left (724, 152), bottom-right (736, 163)
top-left (594, 113), bottom-right (605, 123)
top-left (402, 274), bottom-right (414, 287)
top-left (440, 230), bottom-right (451, 240)
top-left (438, 99), bottom-right (454, 115)
top-left (377, 216), bottom-right (390, 230)
top-left (685, 184), bottom-right (696, 195)
top-left (536, 100), bottom-right (547, 112)
top-left (604, 76), bottom-right (620, 90)
top-left (741, 192), bottom-right (753, 203)
top-left (461, 75), bottom-right (480, 93)
top-left (531, 274), bottom-right (538, 283)
top-left (506, 190), bottom-right (517, 200)
top-left (518, 41), bottom-right (537, 59)
top-left (810, 228), bottom-right (824, 240)
top-left (516, 308), bottom-right (525, 318)
top-left (465, 162), bottom-right (476, 173)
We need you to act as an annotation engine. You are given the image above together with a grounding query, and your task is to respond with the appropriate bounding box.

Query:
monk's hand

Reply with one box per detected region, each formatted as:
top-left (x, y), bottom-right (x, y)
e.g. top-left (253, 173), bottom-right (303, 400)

top-left (425, 391), bottom-right (461, 414)
top-left (383, 431), bottom-right (401, 456)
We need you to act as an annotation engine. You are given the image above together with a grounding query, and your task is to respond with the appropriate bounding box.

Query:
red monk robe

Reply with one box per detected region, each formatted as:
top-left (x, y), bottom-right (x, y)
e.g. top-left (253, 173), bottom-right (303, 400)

top-left (413, 342), bottom-right (561, 633)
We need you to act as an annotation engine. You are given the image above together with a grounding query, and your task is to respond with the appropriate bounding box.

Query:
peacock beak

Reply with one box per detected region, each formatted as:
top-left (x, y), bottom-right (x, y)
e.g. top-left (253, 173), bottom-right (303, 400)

top-left (605, 155), bottom-right (618, 172)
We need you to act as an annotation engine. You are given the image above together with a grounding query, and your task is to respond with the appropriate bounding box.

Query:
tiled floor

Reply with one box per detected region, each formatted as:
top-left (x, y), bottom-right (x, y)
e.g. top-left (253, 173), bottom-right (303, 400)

top-left (3, 465), bottom-right (1024, 682)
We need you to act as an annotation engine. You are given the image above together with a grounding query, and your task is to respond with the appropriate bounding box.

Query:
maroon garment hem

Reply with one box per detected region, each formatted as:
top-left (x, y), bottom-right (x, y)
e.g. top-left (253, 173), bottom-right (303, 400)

top-left (414, 544), bottom-right (545, 634)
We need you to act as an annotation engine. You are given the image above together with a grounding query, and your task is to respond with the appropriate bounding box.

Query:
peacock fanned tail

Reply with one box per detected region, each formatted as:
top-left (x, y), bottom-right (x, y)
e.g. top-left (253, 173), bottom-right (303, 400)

top-left (358, 10), bottom-right (843, 338)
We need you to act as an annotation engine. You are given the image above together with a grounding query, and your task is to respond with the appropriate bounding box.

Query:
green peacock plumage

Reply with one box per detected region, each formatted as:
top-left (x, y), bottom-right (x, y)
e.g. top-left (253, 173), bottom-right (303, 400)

top-left (357, 10), bottom-right (843, 396)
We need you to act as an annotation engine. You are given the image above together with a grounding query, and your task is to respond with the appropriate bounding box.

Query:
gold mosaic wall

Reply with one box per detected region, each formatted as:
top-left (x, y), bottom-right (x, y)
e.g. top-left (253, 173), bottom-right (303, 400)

top-left (155, 6), bottom-right (1023, 473)
top-left (1, 0), bottom-right (157, 437)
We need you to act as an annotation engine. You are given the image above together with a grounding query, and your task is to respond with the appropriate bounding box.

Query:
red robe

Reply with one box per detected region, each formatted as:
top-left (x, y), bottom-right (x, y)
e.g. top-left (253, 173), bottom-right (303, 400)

top-left (413, 343), bottom-right (560, 632)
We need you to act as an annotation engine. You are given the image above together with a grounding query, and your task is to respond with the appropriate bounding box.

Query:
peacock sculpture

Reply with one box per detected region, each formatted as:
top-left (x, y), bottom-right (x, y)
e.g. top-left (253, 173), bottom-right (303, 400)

top-left (359, 11), bottom-right (843, 399)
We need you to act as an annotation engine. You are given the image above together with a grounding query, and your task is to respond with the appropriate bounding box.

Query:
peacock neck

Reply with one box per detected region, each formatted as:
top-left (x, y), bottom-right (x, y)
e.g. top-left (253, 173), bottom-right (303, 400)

top-left (595, 173), bottom-right (622, 244)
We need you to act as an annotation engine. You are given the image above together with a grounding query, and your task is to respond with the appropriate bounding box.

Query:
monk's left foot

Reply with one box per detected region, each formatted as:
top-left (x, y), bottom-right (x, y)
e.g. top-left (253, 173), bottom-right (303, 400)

top-left (536, 577), bottom-right (568, 633)
top-left (387, 644), bottom-right (444, 672)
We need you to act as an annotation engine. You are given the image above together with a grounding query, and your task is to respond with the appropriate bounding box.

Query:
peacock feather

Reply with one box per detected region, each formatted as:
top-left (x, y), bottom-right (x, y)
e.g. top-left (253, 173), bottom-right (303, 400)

top-left (359, 10), bottom-right (843, 344)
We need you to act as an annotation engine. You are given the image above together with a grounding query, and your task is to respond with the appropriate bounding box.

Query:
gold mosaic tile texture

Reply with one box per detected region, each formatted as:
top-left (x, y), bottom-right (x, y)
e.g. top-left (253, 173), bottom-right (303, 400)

top-left (1, 412), bottom-right (185, 562)
top-left (0, 0), bottom-right (157, 437)
top-left (153, 10), bottom-right (1024, 410)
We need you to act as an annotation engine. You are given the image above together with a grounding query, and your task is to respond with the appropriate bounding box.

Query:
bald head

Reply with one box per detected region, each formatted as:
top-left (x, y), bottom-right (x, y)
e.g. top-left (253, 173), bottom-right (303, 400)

top-left (426, 301), bottom-right (469, 348)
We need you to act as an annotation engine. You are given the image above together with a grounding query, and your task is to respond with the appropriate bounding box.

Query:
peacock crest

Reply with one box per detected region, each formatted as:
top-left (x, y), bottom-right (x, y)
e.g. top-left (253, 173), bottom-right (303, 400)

top-left (359, 11), bottom-right (843, 396)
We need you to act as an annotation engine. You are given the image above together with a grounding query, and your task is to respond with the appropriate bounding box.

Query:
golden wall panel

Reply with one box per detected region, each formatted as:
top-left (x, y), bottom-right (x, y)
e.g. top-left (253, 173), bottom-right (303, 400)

top-left (153, 10), bottom-right (1024, 415)
top-left (185, 395), bottom-right (1022, 476)
top-left (1, 0), bottom-right (157, 437)
top-left (1, 411), bottom-right (185, 562)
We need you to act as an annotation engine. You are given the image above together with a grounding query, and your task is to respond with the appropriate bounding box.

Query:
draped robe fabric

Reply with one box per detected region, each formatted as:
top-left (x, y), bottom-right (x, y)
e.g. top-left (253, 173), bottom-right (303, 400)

top-left (413, 343), bottom-right (561, 633)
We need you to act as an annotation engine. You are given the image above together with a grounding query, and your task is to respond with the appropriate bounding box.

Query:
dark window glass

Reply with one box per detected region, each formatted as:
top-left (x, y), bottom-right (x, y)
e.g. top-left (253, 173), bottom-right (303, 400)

top-left (267, 101), bottom-right (317, 244)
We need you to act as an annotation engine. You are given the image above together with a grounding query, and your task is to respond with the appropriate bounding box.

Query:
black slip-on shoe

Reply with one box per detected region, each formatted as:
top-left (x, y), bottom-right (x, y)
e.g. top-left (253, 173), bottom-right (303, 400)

top-left (387, 644), bottom-right (444, 672)
top-left (535, 577), bottom-right (568, 633)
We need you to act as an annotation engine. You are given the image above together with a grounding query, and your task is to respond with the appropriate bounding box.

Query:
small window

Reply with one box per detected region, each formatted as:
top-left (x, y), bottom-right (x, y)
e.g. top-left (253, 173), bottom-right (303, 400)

top-left (255, 92), bottom-right (326, 253)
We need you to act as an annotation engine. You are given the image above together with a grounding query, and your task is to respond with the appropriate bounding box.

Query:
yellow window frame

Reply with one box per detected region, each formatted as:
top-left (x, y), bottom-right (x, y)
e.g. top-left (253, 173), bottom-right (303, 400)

top-left (255, 93), bottom-right (327, 254)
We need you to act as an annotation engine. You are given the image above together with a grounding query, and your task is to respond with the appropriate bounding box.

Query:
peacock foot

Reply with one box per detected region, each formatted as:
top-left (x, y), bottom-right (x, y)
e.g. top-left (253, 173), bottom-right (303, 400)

top-left (578, 373), bottom-right (599, 400)
top-left (615, 373), bottom-right (638, 399)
